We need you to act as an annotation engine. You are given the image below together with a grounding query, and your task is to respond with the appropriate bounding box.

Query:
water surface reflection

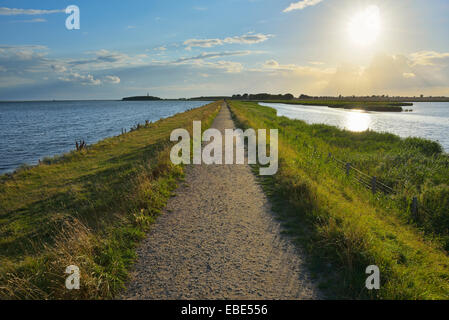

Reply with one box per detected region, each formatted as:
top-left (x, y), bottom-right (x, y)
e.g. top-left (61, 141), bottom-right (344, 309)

top-left (344, 111), bottom-right (371, 132)
top-left (260, 102), bottom-right (449, 151)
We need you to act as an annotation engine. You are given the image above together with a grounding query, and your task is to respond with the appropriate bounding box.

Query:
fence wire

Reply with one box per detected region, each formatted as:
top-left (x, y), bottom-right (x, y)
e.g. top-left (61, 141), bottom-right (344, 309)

top-left (295, 138), bottom-right (429, 217)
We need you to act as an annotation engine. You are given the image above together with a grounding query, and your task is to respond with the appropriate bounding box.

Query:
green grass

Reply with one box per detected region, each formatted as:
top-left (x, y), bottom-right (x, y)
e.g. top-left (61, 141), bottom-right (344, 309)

top-left (257, 100), bottom-right (411, 112)
top-left (0, 101), bottom-right (221, 299)
top-left (228, 100), bottom-right (449, 299)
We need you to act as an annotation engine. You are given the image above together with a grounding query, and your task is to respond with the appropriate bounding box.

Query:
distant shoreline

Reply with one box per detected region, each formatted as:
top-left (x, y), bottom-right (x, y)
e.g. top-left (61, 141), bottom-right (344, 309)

top-left (2, 96), bottom-right (449, 103)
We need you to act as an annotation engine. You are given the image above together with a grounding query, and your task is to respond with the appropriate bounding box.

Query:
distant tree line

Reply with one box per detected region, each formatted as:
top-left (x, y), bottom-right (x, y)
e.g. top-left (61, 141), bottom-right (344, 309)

top-left (228, 93), bottom-right (449, 102)
top-left (231, 93), bottom-right (295, 100)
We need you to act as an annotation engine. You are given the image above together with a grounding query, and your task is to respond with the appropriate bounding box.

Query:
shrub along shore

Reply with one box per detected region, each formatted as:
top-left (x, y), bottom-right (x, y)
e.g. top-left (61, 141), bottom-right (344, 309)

top-left (0, 101), bottom-right (221, 299)
top-left (229, 100), bottom-right (449, 299)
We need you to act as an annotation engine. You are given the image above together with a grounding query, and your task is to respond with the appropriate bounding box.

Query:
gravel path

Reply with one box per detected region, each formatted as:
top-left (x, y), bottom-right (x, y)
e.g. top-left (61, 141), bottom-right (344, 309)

top-left (123, 103), bottom-right (321, 300)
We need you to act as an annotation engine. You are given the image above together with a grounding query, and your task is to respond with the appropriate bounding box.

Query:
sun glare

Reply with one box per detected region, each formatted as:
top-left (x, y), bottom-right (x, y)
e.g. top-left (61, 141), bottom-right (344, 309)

top-left (347, 5), bottom-right (381, 46)
top-left (344, 111), bottom-right (371, 132)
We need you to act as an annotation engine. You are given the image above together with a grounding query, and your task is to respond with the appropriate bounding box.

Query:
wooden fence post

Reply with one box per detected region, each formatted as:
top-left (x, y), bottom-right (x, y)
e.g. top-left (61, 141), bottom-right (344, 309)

top-left (346, 163), bottom-right (351, 177)
top-left (371, 176), bottom-right (377, 194)
top-left (412, 197), bottom-right (418, 220)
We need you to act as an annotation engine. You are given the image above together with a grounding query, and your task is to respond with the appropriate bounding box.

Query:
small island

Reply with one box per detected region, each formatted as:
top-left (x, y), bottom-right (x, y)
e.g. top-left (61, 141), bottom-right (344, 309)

top-left (122, 95), bottom-right (162, 101)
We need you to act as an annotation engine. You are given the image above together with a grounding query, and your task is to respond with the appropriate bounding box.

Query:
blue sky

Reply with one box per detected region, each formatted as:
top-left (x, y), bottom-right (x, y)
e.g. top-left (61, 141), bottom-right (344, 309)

top-left (1, 0), bottom-right (449, 100)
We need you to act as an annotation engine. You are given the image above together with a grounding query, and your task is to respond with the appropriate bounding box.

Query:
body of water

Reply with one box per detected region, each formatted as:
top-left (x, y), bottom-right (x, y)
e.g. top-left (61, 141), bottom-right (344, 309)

top-left (260, 102), bottom-right (449, 151)
top-left (0, 100), bottom-right (210, 174)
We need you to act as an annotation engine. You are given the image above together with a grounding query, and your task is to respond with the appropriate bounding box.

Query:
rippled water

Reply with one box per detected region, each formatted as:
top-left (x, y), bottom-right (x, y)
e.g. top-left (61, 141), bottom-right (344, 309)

top-left (0, 100), bottom-right (210, 174)
top-left (260, 102), bottom-right (449, 151)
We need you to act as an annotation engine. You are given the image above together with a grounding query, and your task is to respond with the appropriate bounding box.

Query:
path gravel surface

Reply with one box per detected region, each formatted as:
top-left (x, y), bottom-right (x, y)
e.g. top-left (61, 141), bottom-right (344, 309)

top-left (123, 103), bottom-right (321, 299)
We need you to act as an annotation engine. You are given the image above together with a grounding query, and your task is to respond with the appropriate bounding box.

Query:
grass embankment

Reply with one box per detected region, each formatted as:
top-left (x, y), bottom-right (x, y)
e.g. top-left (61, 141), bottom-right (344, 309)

top-left (0, 101), bottom-right (221, 299)
top-left (228, 101), bottom-right (449, 299)
top-left (257, 100), bottom-right (411, 112)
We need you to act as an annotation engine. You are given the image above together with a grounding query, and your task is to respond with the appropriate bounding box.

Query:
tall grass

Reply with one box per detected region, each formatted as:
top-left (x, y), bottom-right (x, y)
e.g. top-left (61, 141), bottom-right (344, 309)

top-left (0, 101), bottom-right (221, 299)
top-left (229, 101), bottom-right (449, 299)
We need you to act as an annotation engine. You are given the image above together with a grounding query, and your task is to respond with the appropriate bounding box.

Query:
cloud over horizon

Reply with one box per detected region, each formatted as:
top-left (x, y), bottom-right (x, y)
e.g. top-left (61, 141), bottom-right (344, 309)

top-left (409, 51), bottom-right (449, 67)
top-left (1, 36), bottom-right (449, 98)
top-left (254, 52), bottom-right (449, 96)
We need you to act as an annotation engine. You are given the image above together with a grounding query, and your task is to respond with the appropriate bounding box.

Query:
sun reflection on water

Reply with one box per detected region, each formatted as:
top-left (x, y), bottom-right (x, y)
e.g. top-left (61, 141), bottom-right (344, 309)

top-left (344, 111), bottom-right (371, 132)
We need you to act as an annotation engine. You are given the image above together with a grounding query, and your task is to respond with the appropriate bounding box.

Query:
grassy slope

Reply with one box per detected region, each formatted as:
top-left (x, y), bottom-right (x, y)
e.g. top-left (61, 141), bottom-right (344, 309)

top-left (0, 101), bottom-right (221, 299)
top-left (229, 101), bottom-right (449, 299)
top-left (256, 102), bottom-right (449, 246)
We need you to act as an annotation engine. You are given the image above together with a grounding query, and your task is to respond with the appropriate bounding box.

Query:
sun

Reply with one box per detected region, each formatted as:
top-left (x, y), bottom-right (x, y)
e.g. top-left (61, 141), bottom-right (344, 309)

top-left (347, 5), bottom-right (381, 46)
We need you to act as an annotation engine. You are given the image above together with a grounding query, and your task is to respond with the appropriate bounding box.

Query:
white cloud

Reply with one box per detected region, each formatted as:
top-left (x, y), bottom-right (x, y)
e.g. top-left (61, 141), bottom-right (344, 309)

top-left (264, 59), bottom-right (280, 68)
top-left (223, 33), bottom-right (271, 45)
top-left (403, 72), bottom-right (416, 79)
top-left (184, 38), bottom-right (222, 50)
top-left (11, 18), bottom-right (47, 23)
top-left (262, 59), bottom-right (335, 75)
top-left (0, 45), bottom-right (48, 71)
top-left (59, 73), bottom-right (102, 86)
top-left (0, 46), bottom-right (125, 90)
top-left (51, 64), bottom-right (67, 73)
top-left (171, 51), bottom-right (250, 73)
top-left (207, 61), bottom-right (243, 73)
top-left (184, 33), bottom-right (271, 50)
top-left (0, 7), bottom-right (64, 15)
top-left (409, 51), bottom-right (449, 66)
top-left (57, 73), bottom-right (120, 86)
top-left (154, 56), bottom-right (244, 73)
top-left (175, 51), bottom-right (251, 63)
top-left (65, 49), bottom-right (148, 70)
top-left (283, 0), bottom-right (324, 13)
top-left (0, 45), bottom-right (48, 55)
top-left (104, 75), bottom-right (121, 84)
